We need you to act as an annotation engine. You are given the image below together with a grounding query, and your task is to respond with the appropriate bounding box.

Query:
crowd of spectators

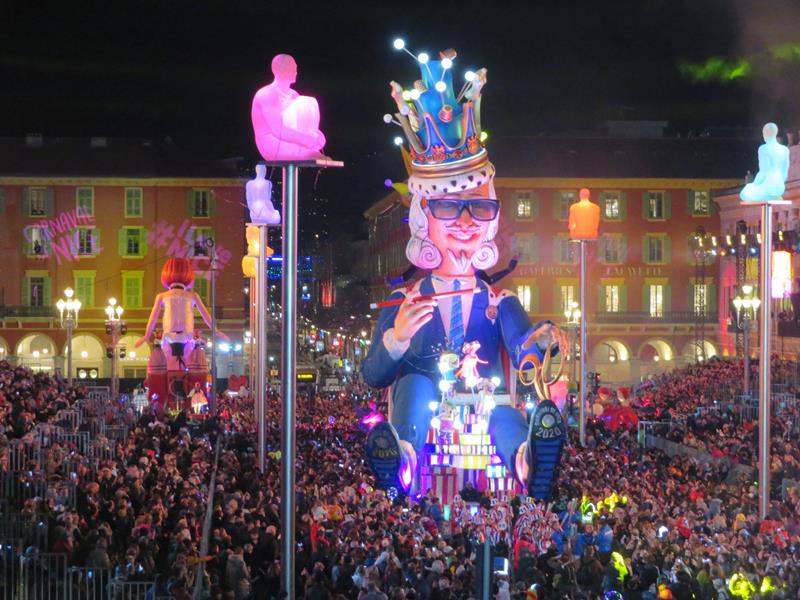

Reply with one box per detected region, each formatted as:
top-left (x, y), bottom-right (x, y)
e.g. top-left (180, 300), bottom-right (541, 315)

top-left (631, 357), bottom-right (800, 482)
top-left (2, 357), bottom-right (800, 599)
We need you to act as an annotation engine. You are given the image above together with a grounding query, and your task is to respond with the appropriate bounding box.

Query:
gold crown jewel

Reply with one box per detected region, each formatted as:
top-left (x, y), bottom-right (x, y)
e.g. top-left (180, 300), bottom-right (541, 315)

top-left (385, 39), bottom-right (493, 196)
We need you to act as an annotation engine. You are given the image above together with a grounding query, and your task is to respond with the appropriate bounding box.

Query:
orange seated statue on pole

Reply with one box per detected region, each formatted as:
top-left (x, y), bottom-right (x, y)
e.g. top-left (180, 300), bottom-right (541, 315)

top-left (136, 258), bottom-right (228, 407)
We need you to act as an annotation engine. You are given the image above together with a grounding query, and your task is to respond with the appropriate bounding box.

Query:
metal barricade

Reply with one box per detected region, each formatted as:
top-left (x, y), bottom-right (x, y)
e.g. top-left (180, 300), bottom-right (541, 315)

top-left (65, 566), bottom-right (113, 600)
top-left (16, 550), bottom-right (69, 599)
top-left (0, 538), bottom-right (23, 600)
top-left (56, 409), bottom-right (81, 431)
top-left (31, 424), bottom-right (65, 449)
top-left (0, 472), bottom-right (48, 511)
top-left (636, 420), bottom-right (673, 445)
top-left (107, 579), bottom-right (156, 600)
top-left (105, 426), bottom-right (129, 445)
top-left (55, 431), bottom-right (91, 455)
top-left (88, 441), bottom-right (115, 463)
top-left (8, 440), bottom-right (41, 472)
top-left (0, 513), bottom-right (49, 550)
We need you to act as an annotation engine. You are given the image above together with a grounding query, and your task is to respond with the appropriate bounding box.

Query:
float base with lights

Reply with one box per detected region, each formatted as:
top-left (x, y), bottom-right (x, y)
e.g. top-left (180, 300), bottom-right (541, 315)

top-left (739, 122), bottom-right (791, 520)
top-left (362, 40), bottom-right (569, 511)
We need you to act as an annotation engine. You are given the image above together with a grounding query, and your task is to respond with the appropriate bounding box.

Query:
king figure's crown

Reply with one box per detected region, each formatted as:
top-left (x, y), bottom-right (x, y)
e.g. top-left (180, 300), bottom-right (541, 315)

top-left (388, 42), bottom-right (494, 197)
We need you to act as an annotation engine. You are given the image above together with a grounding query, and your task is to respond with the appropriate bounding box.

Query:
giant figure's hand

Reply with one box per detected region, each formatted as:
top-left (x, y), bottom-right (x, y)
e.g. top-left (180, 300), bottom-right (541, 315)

top-left (134, 337), bottom-right (148, 348)
top-left (520, 322), bottom-right (569, 356)
top-left (393, 291), bottom-right (437, 344)
top-left (215, 330), bottom-right (230, 342)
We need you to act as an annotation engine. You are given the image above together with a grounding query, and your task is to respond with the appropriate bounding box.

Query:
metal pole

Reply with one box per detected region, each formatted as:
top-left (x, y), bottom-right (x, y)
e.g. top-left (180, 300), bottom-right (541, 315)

top-left (210, 246), bottom-right (218, 412)
top-left (743, 319), bottom-right (750, 397)
top-left (481, 540), bottom-right (491, 600)
top-left (67, 320), bottom-right (73, 387)
top-left (579, 239), bottom-right (587, 447)
top-left (280, 165), bottom-right (298, 597)
top-left (758, 204), bottom-right (772, 520)
top-left (112, 328), bottom-right (119, 401)
top-left (258, 224), bottom-right (269, 473)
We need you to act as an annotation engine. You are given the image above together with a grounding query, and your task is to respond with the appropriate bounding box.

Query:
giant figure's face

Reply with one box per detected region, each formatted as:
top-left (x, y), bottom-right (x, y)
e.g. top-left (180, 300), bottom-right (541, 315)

top-left (424, 181), bottom-right (496, 274)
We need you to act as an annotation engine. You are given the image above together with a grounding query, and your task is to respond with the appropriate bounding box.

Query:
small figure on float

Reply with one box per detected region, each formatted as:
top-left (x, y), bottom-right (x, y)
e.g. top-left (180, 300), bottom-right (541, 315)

top-left (363, 42), bottom-right (567, 501)
top-left (740, 122), bottom-right (790, 202)
top-left (251, 54), bottom-right (327, 161)
top-left (136, 258), bottom-right (228, 404)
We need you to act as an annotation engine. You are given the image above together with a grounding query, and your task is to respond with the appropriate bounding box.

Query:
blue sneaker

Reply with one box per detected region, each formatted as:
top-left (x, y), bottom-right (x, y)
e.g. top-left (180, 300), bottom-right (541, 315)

top-left (365, 422), bottom-right (409, 496)
top-left (526, 400), bottom-right (566, 501)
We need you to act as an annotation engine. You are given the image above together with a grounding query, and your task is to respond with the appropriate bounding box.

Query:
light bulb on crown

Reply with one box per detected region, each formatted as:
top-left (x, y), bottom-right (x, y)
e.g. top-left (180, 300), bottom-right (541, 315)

top-left (418, 52), bottom-right (429, 64)
top-left (441, 57), bottom-right (453, 69)
top-left (438, 379), bottom-right (451, 393)
top-left (428, 400), bottom-right (439, 411)
top-left (465, 376), bottom-right (478, 389)
top-left (430, 416), bottom-right (441, 429)
top-left (393, 38), bottom-right (405, 50)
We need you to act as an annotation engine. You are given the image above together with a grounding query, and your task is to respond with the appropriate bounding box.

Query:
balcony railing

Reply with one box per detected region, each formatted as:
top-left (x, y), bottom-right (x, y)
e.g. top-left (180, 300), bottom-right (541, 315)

top-left (0, 306), bottom-right (58, 318)
top-left (778, 321), bottom-right (800, 338)
top-left (593, 311), bottom-right (718, 324)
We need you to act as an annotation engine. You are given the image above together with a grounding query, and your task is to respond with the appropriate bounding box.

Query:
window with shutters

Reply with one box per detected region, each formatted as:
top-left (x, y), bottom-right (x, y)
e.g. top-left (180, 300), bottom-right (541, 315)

top-left (602, 191), bottom-right (621, 220)
top-left (649, 285), bottom-right (664, 317)
top-left (514, 191), bottom-right (538, 219)
top-left (517, 285), bottom-right (532, 312)
top-left (127, 229), bottom-right (140, 255)
top-left (693, 284), bottom-right (709, 316)
top-left (125, 188), bottom-right (143, 217)
top-left (76, 227), bottom-right (97, 255)
top-left (691, 190), bottom-right (710, 216)
top-left (644, 234), bottom-right (668, 264)
top-left (29, 187), bottom-right (48, 216)
top-left (555, 236), bottom-right (577, 264)
top-left (194, 276), bottom-right (210, 305)
top-left (30, 277), bottom-right (46, 307)
top-left (556, 191), bottom-right (577, 220)
top-left (512, 234), bottom-right (538, 263)
top-left (76, 187), bottom-right (94, 217)
top-left (601, 235), bottom-right (624, 264)
top-left (559, 285), bottom-right (576, 314)
top-left (604, 285), bottom-right (620, 312)
top-left (190, 227), bottom-right (214, 257)
top-left (23, 226), bottom-right (50, 256)
top-left (122, 272), bottom-right (144, 308)
top-left (646, 191), bottom-right (665, 220)
top-left (73, 271), bottom-right (95, 308)
top-left (192, 189), bottom-right (210, 217)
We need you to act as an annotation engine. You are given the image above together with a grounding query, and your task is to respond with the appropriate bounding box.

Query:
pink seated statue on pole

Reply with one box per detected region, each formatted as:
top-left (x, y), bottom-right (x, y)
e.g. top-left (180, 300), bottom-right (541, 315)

top-left (251, 54), bottom-right (326, 161)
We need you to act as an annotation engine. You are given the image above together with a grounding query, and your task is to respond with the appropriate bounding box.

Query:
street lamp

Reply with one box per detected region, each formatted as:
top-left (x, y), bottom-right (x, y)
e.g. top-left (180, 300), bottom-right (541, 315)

top-left (105, 297), bottom-right (127, 401)
top-left (56, 287), bottom-right (81, 386)
top-left (733, 285), bottom-right (760, 397)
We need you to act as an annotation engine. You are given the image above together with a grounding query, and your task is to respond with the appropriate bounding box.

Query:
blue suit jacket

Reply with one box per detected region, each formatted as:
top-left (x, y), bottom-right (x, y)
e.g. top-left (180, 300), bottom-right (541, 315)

top-left (362, 275), bottom-right (549, 390)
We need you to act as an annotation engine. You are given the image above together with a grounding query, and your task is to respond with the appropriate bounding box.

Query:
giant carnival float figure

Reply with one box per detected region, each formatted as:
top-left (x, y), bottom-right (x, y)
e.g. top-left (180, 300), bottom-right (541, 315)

top-left (362, 44), bottom-right (569, 504)
top-left (135, 258), bottom-right (228, 411)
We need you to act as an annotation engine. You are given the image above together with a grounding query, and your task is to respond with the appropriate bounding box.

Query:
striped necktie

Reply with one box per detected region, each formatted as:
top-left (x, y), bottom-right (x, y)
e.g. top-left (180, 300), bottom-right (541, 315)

top-left (450, 279), bottom-right (464, 353)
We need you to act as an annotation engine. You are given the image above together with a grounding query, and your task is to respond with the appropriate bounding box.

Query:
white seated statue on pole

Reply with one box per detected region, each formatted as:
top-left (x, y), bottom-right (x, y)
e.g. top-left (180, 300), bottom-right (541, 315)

top-left (740, 122), bottom-right (790, 202)
top-left (251, 54), bottom-right (327, 161)
top-left (246, 164), bottom-right (281, 225)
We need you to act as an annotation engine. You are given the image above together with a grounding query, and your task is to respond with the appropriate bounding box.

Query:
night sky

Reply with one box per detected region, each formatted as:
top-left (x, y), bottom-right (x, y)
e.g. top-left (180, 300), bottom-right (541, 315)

top-left (3, 0), bottom-right (800, 230)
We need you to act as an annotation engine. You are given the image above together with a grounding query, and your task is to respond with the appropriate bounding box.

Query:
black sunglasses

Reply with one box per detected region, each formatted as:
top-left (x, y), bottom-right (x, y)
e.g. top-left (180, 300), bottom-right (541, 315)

top-left (426, 198), bottom-right (499, 221)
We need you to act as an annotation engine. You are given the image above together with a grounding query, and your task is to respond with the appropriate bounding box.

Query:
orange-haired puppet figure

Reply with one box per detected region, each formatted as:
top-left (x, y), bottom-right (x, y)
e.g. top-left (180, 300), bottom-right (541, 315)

top-left (135, 258), bottom-right (228, 370)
